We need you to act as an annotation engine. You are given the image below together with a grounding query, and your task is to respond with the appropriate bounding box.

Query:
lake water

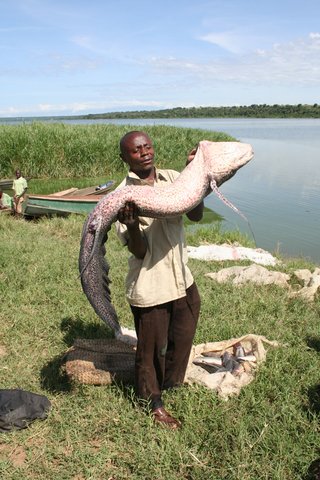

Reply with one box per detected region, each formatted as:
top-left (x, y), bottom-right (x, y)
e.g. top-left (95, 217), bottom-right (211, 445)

top-left (3, 117), bottom-right (320, 264)
top-left (67, 117), bottom-right (319, 264)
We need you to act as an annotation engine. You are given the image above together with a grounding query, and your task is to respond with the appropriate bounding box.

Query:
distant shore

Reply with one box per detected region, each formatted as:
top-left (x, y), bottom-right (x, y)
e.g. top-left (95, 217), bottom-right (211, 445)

top-left (1, 103), bottom-right (320, 123)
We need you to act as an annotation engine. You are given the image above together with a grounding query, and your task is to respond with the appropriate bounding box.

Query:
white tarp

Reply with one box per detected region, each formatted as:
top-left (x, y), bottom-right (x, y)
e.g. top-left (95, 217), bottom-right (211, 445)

top-left (187, 244), bottom-right (279, 266)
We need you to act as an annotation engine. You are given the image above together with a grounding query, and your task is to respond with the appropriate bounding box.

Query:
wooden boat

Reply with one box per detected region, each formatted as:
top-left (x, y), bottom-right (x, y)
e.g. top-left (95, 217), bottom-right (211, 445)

top-left (68, 180), bottom-right (115, 197)
top-left (41, 180), bottom-right (116, 199)
top-left (23, 194), bottom-right (103, 217)
top-left (0, 177), bottom-right (32, 191)
top-left (1, 178), bottom-right (114, 194)
top-left (0, 179), bottom-right (13, 190)
top-left (22, 180), bottom-right (115, 218)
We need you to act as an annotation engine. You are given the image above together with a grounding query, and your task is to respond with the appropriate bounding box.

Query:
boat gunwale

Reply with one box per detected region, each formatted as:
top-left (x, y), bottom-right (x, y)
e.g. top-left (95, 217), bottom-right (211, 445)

top-left (26, 194), bottom-right (106, 203)
top-left (23, 204), bottom-right (90, 216)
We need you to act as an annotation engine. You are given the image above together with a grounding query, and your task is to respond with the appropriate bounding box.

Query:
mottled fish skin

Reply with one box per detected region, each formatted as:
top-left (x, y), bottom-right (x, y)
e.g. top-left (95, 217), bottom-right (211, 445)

top-left (79, 141), bottom-right (254, 339)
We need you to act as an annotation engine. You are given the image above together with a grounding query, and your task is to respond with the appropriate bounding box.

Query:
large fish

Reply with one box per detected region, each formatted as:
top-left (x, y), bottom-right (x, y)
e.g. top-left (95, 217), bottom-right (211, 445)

top-left (79, 140), bottom-right (254, 341)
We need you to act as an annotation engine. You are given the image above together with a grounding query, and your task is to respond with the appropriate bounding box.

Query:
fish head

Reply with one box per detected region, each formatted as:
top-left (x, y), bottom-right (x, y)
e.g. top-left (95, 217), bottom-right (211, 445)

top-left (199, 141), bottom-right (254, 187)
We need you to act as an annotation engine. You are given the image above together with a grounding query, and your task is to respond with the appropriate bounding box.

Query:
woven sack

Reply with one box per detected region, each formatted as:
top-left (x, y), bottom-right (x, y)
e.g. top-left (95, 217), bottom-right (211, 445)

top-left (65, 339), bottom-right (135, 385)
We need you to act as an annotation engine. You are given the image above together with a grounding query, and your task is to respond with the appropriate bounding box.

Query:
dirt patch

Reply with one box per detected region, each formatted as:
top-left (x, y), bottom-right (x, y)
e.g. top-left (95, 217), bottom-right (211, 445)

top-left (0, 444), bottom-right (27, 467)
top-left (0, 345), bottom-right (7, 357)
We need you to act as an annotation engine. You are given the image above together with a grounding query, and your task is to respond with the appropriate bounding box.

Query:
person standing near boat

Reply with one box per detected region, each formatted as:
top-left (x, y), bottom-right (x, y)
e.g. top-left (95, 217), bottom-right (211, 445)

top-left (12, 169), bottom-right (28, 215)
top-left (115, 130), bottom-right (204, 430)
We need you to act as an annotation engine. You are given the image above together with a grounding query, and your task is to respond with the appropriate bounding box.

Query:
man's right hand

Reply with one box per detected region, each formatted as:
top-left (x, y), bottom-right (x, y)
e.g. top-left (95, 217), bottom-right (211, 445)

top-left (117, 201), bottom-right (147, 259)
top-left (117, 201), bottom-right (140, 230)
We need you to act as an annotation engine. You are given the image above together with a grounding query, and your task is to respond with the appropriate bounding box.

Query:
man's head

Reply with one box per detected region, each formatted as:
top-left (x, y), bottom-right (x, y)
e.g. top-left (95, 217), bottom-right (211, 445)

top-left (15, 169), bottom-right (21, 179)
top-left (119, 131), bottom-right (155, 178)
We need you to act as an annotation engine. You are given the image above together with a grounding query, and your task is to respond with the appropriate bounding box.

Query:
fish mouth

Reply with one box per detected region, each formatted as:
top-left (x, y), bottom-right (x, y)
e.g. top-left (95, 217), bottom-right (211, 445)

top-left (216, 169), bottom-right (237, 187)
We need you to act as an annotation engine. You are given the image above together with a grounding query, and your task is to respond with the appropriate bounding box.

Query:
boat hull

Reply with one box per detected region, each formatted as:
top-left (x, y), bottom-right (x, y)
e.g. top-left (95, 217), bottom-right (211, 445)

top-left (0, 179), bottom-right (13, 190)
top-left (23, 194), bottom-right (106, 217)
top-left (22, 180), bottom-right (115, 217)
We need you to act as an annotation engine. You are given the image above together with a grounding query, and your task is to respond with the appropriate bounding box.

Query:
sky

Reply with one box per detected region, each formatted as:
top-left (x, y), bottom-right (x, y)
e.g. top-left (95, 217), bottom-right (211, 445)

top-left (1, 0), bottom-right (320, 117)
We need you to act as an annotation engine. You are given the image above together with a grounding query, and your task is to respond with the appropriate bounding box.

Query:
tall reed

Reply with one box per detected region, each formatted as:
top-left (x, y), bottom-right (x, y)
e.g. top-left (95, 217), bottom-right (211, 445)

top-left (0, 122), bottom-right (234, 178)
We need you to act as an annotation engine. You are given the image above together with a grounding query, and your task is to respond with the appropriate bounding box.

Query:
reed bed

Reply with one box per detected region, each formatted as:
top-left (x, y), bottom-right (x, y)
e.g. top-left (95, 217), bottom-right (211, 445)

top-left (0, 122), bottom-right (234, 179)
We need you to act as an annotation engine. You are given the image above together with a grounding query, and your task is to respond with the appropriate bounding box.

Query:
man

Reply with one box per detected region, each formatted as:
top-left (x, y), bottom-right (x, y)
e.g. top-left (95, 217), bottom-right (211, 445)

top-left (115, 131), bottom-right (204, 430)
top-left (12, 169), bottom-right (28, 215)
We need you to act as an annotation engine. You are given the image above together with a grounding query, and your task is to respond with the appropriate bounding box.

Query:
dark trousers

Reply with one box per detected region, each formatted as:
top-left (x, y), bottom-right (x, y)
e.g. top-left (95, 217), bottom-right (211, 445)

top-left (130, 283), bottom-right (200, 409)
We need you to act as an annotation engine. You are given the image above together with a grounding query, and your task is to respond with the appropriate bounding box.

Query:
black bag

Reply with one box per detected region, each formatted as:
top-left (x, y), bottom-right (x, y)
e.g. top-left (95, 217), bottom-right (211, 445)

top-left (0, 389), bottom-right (51, 432)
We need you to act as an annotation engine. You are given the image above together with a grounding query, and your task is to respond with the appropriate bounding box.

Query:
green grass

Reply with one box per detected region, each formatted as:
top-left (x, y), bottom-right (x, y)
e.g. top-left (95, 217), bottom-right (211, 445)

top-left (0, 123), bottom-right (319, 479)
top-left (0, 122), bottom-right (234, 179)
top-left (0, 213), bottom-right (319, 480)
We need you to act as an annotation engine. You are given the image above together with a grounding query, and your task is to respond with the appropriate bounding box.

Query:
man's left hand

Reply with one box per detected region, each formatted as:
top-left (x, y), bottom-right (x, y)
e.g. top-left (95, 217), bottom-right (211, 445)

top-left (186, 146), bottom-right (198, 166)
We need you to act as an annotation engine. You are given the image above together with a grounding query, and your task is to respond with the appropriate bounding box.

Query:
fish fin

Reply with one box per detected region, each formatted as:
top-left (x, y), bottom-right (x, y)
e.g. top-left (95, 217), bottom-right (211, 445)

top-left (210, 179), bottom-right (248, 222)
top-left (79, 226), bottom-right (121, 335)
top-left (210, 179), bottom-right (257, 245)
top-left (79, 217), bottom-right (108, 278)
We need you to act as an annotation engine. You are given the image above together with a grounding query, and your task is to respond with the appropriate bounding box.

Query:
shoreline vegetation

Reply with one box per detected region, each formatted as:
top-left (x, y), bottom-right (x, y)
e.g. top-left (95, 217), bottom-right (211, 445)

top-left (1, 103), bottom-right (320, 123)
top-left (0, 123), bottom-right (235, 179)
top-left (0, 123), bottom-right (319, 479)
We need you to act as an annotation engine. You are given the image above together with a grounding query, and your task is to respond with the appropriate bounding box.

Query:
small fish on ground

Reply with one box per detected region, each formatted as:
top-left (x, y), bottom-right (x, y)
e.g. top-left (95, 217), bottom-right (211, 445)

top-left (193, 348), bottom-right (256, 376)
top-left (193, 356), bottom-right (222, 367)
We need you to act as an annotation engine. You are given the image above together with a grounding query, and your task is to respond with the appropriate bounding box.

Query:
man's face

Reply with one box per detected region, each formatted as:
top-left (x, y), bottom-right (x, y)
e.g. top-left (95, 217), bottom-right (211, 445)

top-left (121, 133), bottom-right (155, 175)
top-left (15, 170), bottom-right (21, 179)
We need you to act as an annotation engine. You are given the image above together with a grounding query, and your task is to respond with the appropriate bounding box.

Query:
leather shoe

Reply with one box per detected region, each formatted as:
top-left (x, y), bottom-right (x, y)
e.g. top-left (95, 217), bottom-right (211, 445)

top-left (151, 407), bottom-right (181, 430)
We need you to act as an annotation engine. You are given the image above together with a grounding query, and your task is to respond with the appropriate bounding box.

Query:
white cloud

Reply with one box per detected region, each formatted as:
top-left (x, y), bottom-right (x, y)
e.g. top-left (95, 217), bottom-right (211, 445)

top-left (44, 53), bottom-right (102, 73)
top-left (198, 31), bottom-right (244, 54)
top-left (149, 33), bottom-right (320, 86)
top-left (309, 32), bottom-right (320, 39)
top-left (0, 99), bottom-right (165, 117)
top-left (71, 35), bottom-right (93, 49)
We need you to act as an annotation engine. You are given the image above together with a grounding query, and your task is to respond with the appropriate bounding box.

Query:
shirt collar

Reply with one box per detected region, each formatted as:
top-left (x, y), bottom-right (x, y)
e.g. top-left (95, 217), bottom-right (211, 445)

top-left (127, 168), bottom-right (168, 185)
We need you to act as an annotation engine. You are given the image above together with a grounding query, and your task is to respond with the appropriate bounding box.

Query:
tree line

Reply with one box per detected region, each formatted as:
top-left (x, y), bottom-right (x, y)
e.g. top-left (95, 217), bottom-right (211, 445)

top-left (80, 104), bottom-right (320, 120)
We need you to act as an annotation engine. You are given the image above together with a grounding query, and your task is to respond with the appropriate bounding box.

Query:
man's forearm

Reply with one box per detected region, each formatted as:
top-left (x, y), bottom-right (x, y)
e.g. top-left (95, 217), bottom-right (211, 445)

top-left (127, 226), bottom-right (147, 259)
top-left (186, 200), bottom-right (204, 222)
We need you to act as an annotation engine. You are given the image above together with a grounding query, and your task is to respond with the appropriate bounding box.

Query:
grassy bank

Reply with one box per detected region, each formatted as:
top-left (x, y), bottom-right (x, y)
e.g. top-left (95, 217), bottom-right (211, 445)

top-left (0, 122), bottom-right (234, 179)
top-left (0, 123), bottom-right (319, 479)
top-left (0, 212), bottom-right (319, 479)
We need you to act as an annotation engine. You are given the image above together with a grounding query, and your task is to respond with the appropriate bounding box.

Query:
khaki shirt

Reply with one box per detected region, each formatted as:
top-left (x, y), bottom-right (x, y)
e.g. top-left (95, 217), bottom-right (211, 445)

top-left (13, 177), bottom-right (28, 196)
top-left (115, 168), bottom-right (194, 307)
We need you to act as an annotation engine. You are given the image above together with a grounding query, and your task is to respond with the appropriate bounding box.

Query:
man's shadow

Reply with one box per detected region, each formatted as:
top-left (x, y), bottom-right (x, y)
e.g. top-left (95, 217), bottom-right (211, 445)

top-left (40, 316), bottom-right (113, 393)
top-left (305, 336), bottom-right (320, 415)
top-left (302, 336), bottom-right (320, 480)
top-left (304, 457), bottom-right (320, 480)
top-left (306, 336), bottom-right (320, 353)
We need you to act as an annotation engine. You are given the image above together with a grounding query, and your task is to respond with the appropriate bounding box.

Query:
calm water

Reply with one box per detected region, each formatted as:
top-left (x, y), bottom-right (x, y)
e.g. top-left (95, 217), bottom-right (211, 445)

top-left (70, 117), bottom-right (319, 263)
top-left (2, 117), bottom-right (320, 263)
